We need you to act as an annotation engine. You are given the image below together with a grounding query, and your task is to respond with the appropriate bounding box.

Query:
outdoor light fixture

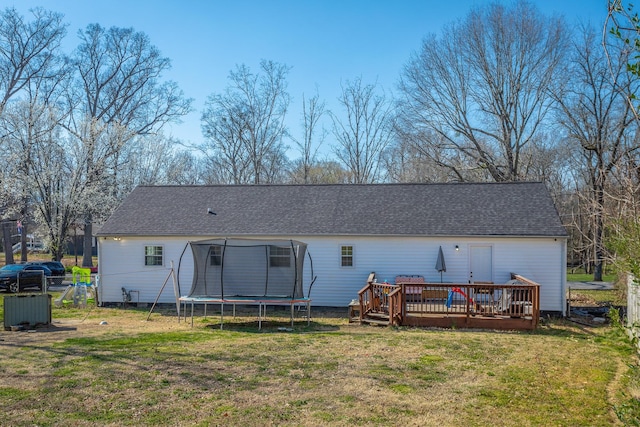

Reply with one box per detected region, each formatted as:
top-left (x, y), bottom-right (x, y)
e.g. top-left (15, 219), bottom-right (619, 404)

top-left (455, 245), bottom-right (459, 251)
top-left (207, 208), bottom-right (217, 215)
top-left (113, 237), bottom-right (121, 241)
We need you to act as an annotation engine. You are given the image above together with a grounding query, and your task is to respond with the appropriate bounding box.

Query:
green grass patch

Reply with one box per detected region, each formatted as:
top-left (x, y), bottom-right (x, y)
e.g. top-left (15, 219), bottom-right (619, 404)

top-left (567, 272), bottom-right (616, 282)
top-left (0, 306), bottom-right (638, 426)
top-left (614, 362), bottom-right (640, 427)
top-left (61, 330), bottom-right (212, 349)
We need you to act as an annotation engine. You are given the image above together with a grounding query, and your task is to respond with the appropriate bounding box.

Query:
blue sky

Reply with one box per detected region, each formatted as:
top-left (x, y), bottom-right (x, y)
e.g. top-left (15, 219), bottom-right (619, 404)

top-left (9, 0), bottom-right (609, 156)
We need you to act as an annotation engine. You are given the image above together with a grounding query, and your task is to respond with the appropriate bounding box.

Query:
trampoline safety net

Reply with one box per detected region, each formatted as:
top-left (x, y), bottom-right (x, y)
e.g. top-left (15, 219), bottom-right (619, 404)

top-left (187, 238), bottom-right (307, 299)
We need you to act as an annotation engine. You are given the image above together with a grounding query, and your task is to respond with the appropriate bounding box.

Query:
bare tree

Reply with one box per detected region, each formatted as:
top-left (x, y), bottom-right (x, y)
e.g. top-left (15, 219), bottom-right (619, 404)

top-left (554, 26), bottom-right (640, 281)
top-left (331, 77), bottom-right (394, 184)
top-left (0, 7), bottom-right (66, 115)
top-left (119, 134), bottom-right (207, 186)
top-left (201, 60), bottom-right (290, 184)
top-left (397, 1), bottom-right (567, 182)
top-left (382, 136), bottom-right (456, 183)
top-left (115, 134), bottom-right (190, 190)
top-left (606, 156), bottom-right (640, 284)
top-left (164, 150), bottom-right (206, 185)
top-left (289, 158), bottom-right (350, 184)
top-left (290, 91), bottom-right (326, 184)
top-left (65, 24), bottom-right (192, 267)
top-left (201, 95), bottom-right (252, 184)
top-left (607, 0), bottom-right (640, 107)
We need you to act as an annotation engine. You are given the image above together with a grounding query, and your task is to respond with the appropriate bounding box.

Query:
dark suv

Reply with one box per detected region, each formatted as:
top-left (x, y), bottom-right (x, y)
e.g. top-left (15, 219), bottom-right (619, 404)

top-left (27, 261), bottom-right (66, 285)
top-left (0, 264), bottom-right (52, 293)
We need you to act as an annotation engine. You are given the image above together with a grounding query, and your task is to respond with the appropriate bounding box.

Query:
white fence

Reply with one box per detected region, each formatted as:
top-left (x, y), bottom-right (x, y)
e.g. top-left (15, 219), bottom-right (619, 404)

top-left (626, 274), bottom-right (640, 352)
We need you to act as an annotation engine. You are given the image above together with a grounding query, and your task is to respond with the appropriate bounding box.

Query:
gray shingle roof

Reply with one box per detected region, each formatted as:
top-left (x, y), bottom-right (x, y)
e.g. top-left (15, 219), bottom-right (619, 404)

top-left (97, 182), bottom-right (567, 237)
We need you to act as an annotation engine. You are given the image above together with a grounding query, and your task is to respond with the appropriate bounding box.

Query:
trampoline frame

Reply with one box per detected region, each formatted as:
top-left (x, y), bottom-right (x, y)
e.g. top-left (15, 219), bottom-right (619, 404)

top-left (179, 295), bottom-right (311, 329)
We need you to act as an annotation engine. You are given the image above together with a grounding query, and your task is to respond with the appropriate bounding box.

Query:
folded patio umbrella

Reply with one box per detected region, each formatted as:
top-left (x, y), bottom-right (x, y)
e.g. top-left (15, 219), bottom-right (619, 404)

top-left (435, 246), bottom-right (446, 282)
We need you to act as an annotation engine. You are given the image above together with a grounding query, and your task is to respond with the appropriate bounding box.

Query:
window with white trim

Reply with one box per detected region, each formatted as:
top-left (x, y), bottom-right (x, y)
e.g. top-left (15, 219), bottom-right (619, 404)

top-left (210, 245), bottom-right (222, 266)
top-left (270, 246), bottom-right (291, 267)
top-left (341, 245), bottom-right (354, 267)
top-left (144, 245), bottom-right (163, 266)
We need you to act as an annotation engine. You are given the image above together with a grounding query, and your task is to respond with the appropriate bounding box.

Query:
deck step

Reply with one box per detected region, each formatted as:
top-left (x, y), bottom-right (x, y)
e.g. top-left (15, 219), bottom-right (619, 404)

top-left (361, 317), bottom-right (390, 326)
top-left (366, 312), bottom-right (390, 319)
top-left (361, 312), bottom-right (390, 325)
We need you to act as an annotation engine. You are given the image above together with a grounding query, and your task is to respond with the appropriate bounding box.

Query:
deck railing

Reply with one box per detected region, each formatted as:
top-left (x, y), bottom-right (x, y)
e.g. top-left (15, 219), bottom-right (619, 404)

top-left (398, 282), bottom-right (538, 317)
top-left (388, 286), bottom-right (402, 325)
top-left (358, 282), bottom-right (397, 317)
top-left (359, 275), bottom-right (540, 330)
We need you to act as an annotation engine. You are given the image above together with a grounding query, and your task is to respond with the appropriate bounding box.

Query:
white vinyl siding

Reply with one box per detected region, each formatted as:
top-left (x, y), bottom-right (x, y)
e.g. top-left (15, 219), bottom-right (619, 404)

top-left (98, 237), bottom-right (192, 305)
top-left (98, 235), bottom-right (566, 313)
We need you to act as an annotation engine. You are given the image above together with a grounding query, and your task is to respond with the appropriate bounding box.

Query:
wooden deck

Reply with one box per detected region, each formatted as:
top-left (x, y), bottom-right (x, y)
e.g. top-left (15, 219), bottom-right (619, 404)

top-left (358, 274), bottom-right (540, 330)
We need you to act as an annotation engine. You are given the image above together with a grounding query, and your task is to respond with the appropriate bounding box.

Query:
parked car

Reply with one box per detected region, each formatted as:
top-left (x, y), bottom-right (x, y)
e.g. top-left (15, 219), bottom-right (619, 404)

top-left (27, 261), bottom-right (66, 285)
top-left (0, 264), bottom-right (52, 293)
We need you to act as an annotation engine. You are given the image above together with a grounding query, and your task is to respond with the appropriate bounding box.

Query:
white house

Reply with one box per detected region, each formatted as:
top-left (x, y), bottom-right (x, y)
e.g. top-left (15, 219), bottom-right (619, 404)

top-left (96, 182), bottom-right (568, 314)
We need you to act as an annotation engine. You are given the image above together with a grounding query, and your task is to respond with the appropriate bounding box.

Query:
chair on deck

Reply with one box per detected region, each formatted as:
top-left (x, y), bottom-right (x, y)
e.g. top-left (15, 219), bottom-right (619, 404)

top-left (487, 280), bottom-right (529, 317)
top-left (473, 282), bottom-right (495, 314)
top-left (494, 289), bottom-right (512, 313)
top-left (395, 275), bottom-right (424, 302)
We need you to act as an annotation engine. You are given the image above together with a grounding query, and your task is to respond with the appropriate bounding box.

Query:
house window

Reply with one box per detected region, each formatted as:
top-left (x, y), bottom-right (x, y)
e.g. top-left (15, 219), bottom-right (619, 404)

top-left (270, 246), bottom-right (291, 267)
top-left (210, 245), bottom-right (222, 266)
top-left (341, 245), bottom-right (354, 267)
top-left (144, 245), bottom-right (163, 266)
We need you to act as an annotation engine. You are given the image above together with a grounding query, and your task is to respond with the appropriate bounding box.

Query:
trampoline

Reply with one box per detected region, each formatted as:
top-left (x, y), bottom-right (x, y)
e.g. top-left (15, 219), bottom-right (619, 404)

top-left (178, 238), bottom-right (312, 329)
top-left (179, 295), bottom-right (311, 328)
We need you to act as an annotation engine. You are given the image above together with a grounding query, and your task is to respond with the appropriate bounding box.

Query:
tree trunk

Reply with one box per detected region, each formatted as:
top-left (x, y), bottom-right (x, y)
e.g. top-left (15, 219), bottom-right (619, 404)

top-left (82, 214), bottom-right (93, 268)
top-left (50, 238), bottom-right (63, 262)
top-left (3, 222), bottom-right (14, 265)
top-left (20, 223), bottom-right (27, 263)
top-left (592, 181), bottom-right (605, 282)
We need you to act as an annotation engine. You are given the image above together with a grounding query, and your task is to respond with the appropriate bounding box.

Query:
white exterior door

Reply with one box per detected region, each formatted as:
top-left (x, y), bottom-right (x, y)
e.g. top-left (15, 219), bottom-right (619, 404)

top-left (470, 245), bottom-right (493, 283)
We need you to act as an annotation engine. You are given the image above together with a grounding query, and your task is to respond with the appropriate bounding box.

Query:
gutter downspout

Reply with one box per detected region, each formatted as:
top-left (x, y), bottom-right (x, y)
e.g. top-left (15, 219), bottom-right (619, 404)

top-left (97, 237), bottom-right (103, 306)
